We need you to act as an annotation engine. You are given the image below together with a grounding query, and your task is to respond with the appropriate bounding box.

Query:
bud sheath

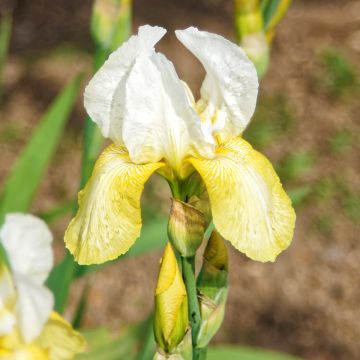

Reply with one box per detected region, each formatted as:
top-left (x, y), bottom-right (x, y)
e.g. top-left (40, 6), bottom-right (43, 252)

top-left (168, 199), bottom-right (206, 257)
top-left (196, 231), bottom-right (229, 348)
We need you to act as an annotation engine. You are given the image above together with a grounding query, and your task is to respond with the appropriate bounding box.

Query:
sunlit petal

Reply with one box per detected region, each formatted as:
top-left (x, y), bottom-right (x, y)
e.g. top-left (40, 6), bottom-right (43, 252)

top-left (0, 213), bottom-right (53, 285)
top-left (0, 264), bottom-right (16, 336)
top-left (36, 312), bottom-right (85, 360)
top-left (65, 144), bottom-right (164, 265)
top-left (122, 52), bottom-right (214, 170)
top-left (189, 137), bottom-right (295, 262)
top-left (15, 274), bottom-right (54, 343)
top-left (84, 25), bottom-right (166, 141)
top-left (176, 27), bottom-right (258, 139)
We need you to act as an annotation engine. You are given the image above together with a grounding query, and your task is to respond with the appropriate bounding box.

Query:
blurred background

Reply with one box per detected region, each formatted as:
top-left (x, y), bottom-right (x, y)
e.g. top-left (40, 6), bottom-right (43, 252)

top-left (0, 0), bottom-right (359, 359)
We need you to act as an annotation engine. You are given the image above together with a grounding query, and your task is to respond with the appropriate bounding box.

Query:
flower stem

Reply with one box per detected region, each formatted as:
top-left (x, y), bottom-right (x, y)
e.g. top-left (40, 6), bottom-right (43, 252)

top-left (181, 255), bottom-right (203, 359)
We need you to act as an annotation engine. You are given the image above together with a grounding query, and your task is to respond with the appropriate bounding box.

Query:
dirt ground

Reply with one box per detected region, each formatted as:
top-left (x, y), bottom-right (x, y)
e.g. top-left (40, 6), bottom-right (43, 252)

top-left (1, 0), bottom-right (360, 359)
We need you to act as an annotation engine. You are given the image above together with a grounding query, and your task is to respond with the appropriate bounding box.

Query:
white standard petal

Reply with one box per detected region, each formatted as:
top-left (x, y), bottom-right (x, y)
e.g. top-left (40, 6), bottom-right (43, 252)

top-left (15, 274), bottom-right (54, 343)
top-left (175, 27), bottom-right (259, 139)
top-left (84, 25), bottom-right (167, 142)
top-left (122, 52), bottom-right (214, 171)
top-left (0, 213), bottom-right (53, 285)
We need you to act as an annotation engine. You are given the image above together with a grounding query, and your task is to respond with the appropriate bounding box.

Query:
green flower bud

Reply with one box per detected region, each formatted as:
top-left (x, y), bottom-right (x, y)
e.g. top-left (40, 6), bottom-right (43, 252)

top-left (186, 173), bottom-right (212, 228)
top-left (234, 0), bottom-right (269, 78)
top-left (196, 231), bottom-right (229, 348)
top-left (168, 199), bottom-right (206, 257)
top-left (154, 244), bottom-right (189, 353)
top-left (91, 0), bottom-right (131, 51)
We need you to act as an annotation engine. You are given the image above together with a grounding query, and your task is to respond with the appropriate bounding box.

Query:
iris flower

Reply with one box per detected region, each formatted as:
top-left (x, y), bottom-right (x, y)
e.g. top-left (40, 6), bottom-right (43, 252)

top-left (65, 25), bottom-right (295, 265)
top-left (0, 213), bottom-right (84, 359)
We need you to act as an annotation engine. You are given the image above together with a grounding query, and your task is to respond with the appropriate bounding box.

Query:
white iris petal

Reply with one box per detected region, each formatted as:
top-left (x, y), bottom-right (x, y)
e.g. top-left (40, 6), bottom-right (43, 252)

top-left (176, 27), bottom-right (259, 138)
top-left (0, 213), bottom-right (54, 342)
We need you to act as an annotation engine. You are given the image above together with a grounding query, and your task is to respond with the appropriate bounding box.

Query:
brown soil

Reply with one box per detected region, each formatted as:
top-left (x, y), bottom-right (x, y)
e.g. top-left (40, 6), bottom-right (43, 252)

top-left (1, 0), bottom-right (359, 359)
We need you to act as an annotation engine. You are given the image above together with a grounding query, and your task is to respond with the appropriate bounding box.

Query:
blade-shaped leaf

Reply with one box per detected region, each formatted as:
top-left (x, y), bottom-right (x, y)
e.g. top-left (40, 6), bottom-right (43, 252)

top-left (261, 0), bottom-right (292, 31)
top-left (207, 346), bottom-right (301, 360)
top-left (77, 316), bottom-right (153, 360)
top-left (0, 75), bottom-right (82, 224)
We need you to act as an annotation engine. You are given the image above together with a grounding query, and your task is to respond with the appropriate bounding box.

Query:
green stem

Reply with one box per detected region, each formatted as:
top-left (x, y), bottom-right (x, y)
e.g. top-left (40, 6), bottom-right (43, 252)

top-left (181, 255), bottom-right (203, 359)
top-left (195, 347), bottom-right (208, 360)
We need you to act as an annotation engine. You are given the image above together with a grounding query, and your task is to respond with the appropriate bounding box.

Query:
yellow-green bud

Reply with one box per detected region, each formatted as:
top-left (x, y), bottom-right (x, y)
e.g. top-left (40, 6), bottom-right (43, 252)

top-left (264, 0), bottom-right (292, 44)
top-left (234, 0), bottom-right (269, 78)
top-left (91, 0), bottom-right (131, 51)
top-left (168, 199), bottom-right (206, 257)
top-left (196, 231), bottom-right (229, 348)
top-left (154, 244), bottom-right (189, 353)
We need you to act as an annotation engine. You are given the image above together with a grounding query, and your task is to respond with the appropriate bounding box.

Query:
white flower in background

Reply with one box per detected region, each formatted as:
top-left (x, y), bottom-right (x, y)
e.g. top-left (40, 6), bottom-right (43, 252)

top-left (0, 213), bottom-right (84, 359)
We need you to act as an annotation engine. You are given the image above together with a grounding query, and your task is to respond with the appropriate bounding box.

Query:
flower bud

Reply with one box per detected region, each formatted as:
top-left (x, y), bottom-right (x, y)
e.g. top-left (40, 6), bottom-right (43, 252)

top-left (263, 0), bottom-right (292, 44)
top-left (168, 199), bottom-right (206, 257)
top-left (91, 0), bottom-right (132, 51)
top-left (196, 231), bottom-right (229, 348)
top-left (186, 173), bottom-right (212, 228)
top-left (234, 0), bottom-right (269, 78)
top-left (154, 244), bottom-right (189, 353)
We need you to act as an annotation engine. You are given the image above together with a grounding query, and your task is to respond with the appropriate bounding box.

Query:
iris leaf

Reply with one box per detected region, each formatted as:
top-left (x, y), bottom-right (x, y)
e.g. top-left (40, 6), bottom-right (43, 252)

top-left (0, 75), bottom-right (82, 224)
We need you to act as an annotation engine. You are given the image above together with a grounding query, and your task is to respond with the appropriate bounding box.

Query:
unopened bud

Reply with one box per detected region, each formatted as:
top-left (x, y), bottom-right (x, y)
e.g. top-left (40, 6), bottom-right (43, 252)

top-left (186, 173), bottom-right (212, 227)
top-left (168, 199), bottom-right (206, 257)
top-left (234, 0), bottom-right (269, 78)
top-left (196, 231), bottom-right (229, 348)
top-left (264, 0), bottom-right (292, 44)
top-left (154, 244), bottom-right (189, 353)
top-left (240, 32), bottom-right (269, 78)
top-left (91, 0), bottom-right (131, 51)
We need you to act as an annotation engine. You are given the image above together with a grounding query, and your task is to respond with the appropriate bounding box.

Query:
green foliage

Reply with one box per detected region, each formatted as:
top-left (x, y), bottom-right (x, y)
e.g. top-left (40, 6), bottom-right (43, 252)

top-left (276, 151), bottom-right (315, 183)
top-left (313, 177), bottom-right (335, 203)
top-left (288, 186), bottom-right (312, 206)
top-left (0, 75), bottom-right (82, 224)
top-left (343, 195), bottom-right (360, 221)
top-left (329, 129), bottom-right (354, 154)
top-left (0, 12), bottom-right (11, 95)
top-left (0, 123), bottom-right (23, 143)
top-left (207, 346), bottom-right (301, 360)
top-left (314, 215), bottom-right (333, 237)
top-left (318, 49), bottom-right (357, 98)
top-left (244, 94), bottom-right (294, 149)
top-left (77, 316), bottom-right (154, 360)
top-left (39, 200), bottom-right (76, 223)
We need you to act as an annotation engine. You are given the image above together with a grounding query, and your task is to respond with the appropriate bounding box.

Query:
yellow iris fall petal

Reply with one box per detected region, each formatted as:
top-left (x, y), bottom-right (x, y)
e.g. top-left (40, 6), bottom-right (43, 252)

top-left (189, 137), bottom-right (296, 262)
top-left (65, 144), bottom-right (164, 265)
top-left (0, 312), bottom-right (85, 360)
top-left (36, 312), bottom-right (85, 360)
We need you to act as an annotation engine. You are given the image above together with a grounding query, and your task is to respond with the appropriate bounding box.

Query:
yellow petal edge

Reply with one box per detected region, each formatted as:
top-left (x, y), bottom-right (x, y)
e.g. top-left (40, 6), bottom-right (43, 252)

top-left (189, 137), bottom-right (296, 262)
top-left (65, 144), bottom-right (164, 265)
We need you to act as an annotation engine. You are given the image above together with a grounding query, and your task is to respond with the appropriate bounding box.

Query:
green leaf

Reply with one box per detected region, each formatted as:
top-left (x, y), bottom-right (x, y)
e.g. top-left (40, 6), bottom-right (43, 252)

top-left (0, 75), bottom-right (82, 224)
top-left (0, 12), bottom-right (12, 95)
top-left (38, 200), bottom-right (76, 223)
top-left (77, 316), bottom-right (153, 360)
top-left (261, 0), bottom-right (282, 27)
top-left (288, 186), bottom-right (312, 206)
top-left (207, 346), bottom-right (301, 360)
top-left (46, 253), bottom-right (78, 313)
